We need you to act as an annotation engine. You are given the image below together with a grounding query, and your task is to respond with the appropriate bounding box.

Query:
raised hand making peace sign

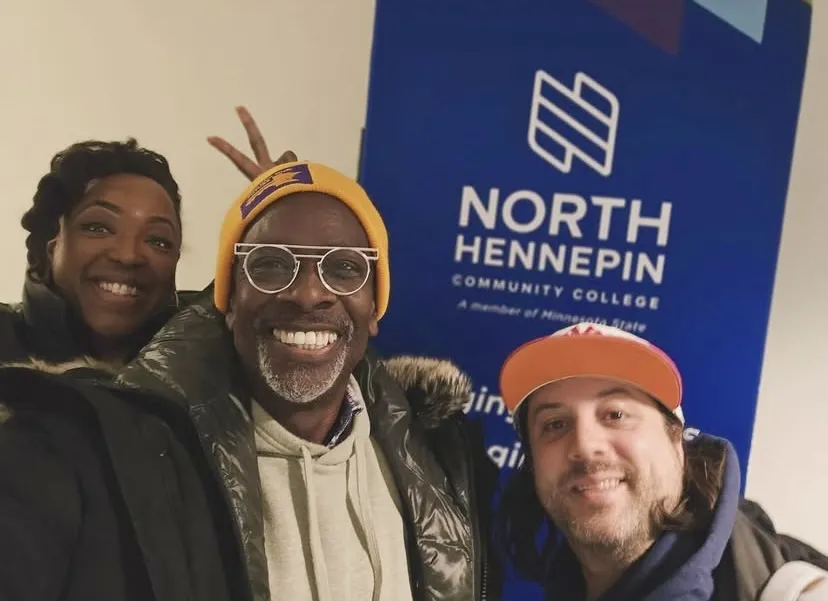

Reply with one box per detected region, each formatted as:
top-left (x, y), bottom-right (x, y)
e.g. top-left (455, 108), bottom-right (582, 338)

top-left (207, 106), bottom-right (298, 181)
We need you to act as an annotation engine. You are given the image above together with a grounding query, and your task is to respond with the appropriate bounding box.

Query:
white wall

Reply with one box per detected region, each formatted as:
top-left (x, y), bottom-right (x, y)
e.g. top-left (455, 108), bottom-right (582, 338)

top-left (0, 0), bottom-right (376, 293)
top-left (0, 0), bottom-right (825, 549)
top-left (746, 6), bottom-right (828, 548)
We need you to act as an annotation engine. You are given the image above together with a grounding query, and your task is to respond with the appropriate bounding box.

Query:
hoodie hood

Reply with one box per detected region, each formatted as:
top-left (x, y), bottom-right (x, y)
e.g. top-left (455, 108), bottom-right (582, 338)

top-left (252, 376), bottom-right (382, 601)
top-left (252, 375), bottom-right (371, 464)
top-left (545, 434), bottom-right (741, 601)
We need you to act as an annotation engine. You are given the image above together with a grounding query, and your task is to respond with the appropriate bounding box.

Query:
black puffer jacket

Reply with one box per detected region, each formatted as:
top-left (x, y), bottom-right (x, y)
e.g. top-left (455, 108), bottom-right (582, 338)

top-left (0, 300), bottom-right (500, 601)
top-left (112, 288), bottom-right (502, 601)
top-left (714, 509), bottom-right (828, 600)
top-left (0, 361), bottom-right (245, 601)
top-left (0, 274), bottom-right (196, 364)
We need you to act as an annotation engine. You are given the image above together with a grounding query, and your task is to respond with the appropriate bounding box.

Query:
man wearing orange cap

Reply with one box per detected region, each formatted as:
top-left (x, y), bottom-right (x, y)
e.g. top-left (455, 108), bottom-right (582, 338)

top-left (495, 322), bottom-right (827, 601)
top-left (111, 160), bottom-right (499, 601)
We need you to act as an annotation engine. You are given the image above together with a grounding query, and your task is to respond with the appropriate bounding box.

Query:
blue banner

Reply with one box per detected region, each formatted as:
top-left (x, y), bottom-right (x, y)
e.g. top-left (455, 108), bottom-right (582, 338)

top-left (359, 1), bottom-right (810, 595)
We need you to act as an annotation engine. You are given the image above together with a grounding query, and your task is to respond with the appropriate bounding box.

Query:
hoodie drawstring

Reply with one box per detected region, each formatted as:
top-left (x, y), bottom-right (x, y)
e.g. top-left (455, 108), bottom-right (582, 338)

top-left (354, 437), bottom-right (383, 601)
top-left (300, 441), bottom-right (383, 601)
top-left (301, 446), bottom-right (332, 601)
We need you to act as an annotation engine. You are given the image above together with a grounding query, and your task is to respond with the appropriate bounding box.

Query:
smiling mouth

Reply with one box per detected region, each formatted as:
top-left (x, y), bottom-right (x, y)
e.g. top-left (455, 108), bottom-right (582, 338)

top-left (572, 478), bottom-right (625, 493)
top-left (272, 328), bottom-right (340, 351)
top-left (96, 281), bottom-right (141, 298)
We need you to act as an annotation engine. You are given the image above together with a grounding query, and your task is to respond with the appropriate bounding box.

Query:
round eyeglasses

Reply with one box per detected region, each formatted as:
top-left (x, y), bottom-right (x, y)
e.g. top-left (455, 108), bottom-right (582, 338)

top-left (234, 243), bottom-right (379, 296)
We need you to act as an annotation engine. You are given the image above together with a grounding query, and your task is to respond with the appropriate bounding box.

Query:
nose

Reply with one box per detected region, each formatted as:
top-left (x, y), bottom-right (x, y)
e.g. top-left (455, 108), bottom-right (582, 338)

top-left (108, 231), bottom-right (147, 267)
top-left (279, 259), bottom-right (337, 312)
top-left (566, 416), bottom-right (610, 463)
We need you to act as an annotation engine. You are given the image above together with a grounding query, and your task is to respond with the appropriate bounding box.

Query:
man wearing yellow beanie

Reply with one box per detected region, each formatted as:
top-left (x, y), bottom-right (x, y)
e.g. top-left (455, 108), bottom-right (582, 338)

top-left (109, 160), bottom-right (500, 601)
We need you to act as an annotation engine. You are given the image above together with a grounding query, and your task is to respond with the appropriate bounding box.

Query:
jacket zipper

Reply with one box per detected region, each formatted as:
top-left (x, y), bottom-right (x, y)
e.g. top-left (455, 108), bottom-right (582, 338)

top-left (461, 422), bottom-right (489, 601)
top-left (363, 359), bottom-right (427, 601)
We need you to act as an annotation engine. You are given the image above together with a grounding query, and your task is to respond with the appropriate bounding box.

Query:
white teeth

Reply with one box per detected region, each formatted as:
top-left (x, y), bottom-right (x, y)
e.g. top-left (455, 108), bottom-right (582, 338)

top-left (98, 281), bottom-right (139, 297)
top-left (273, 329), bottom-right (339, 350)
top-left (575, 479), bottom-right (622, 492)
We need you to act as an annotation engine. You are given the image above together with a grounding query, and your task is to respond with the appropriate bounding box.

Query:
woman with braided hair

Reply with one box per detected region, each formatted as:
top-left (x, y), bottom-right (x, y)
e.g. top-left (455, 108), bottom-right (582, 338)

top-left (0, 107), bottom-right (295, 366)
top-left (0, 138), bottom-right (185, 364)
top-left (0, 110), bottom-right (306, 601)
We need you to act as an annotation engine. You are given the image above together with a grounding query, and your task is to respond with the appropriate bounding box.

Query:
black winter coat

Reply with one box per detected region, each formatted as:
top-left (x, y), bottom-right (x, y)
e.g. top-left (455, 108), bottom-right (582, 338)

top-left (0, 289), bottom-right (502, 601)
top-left (0, 363), bottom-right (245, 601)
top-left (0, 275), bottom-right (194, 364)
top-left (112, 290), bottom-right (501, 601)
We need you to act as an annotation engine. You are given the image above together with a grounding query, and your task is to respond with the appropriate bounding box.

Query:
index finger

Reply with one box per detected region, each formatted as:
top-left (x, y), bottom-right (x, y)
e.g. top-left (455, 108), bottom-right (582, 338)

top-left (236, 106), bottom-right (273, 166)
top-left (207, 136), bottom-right (261, 180)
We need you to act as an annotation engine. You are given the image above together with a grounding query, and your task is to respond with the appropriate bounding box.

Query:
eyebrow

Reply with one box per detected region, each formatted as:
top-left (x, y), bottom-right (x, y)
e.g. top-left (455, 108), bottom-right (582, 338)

top-left (77, 199), bottom-right (178, 231)
top-left (596, 386), bottom-right (635, 399)
top-left (529, 400), bottom-right (564, 420)
top-left (529, 386), bottom-right (636, 419)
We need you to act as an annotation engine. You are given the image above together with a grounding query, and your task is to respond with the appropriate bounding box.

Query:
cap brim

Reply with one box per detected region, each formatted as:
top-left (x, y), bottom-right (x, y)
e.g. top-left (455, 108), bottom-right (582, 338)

top-left (499, 336), bottom-right (682, 415)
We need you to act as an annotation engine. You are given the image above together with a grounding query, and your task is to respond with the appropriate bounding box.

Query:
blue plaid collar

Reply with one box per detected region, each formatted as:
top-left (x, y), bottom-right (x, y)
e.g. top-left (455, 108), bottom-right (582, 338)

top-left (322, 376), bottom-right (365, 448)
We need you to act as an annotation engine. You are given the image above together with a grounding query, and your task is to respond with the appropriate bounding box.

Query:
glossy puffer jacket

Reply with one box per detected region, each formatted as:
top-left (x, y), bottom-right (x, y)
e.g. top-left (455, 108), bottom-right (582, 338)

top-left (0, 274), bottom-right (199, 364)
top-left (114, 287), bottom-right (502, 601)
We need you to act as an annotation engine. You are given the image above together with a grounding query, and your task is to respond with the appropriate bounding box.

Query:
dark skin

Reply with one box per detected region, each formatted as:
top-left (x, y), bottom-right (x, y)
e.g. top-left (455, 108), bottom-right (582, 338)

top-left (226, 192), bottom-right (379, 443)
top-left (23, 106), bottom-right (288, 364)
top-left (47, 173), bottom-right (181, 362)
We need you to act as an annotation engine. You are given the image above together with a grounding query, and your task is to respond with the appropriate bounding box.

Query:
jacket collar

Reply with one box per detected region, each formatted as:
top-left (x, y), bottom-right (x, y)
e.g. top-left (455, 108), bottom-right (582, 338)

top-left (115, 285), bottom-right (472, 429)
top-left (20, 273), bottom-right (182, 365)
top-left (21, 274), bottom-right (90, 361)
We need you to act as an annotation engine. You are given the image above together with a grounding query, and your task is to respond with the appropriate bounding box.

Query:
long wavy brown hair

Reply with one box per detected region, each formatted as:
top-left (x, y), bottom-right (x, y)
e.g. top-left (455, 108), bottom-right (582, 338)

top-left (494, 406), bottom-right (727, 582)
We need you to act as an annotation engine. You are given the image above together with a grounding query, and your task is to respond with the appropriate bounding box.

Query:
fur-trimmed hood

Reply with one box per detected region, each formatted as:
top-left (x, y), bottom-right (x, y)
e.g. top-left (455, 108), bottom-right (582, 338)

top-left (0, 353), bottom-right (472, 429)
top-left (381, 354), bottom-right (471, 429)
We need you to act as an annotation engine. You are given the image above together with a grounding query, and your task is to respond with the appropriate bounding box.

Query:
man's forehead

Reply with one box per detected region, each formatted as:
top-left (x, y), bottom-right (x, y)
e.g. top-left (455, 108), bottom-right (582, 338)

top-left (528, 379), bottom-right (654, 415)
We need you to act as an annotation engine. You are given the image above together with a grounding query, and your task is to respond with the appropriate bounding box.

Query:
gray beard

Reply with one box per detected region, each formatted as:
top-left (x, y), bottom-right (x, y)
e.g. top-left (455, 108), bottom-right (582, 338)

top-left (255, 336), bottom-right (349, 405)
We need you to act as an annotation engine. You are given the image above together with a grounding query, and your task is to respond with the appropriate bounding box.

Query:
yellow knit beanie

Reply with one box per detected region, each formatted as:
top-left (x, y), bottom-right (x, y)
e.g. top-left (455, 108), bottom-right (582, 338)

top-left (213, 161), bottom-right (390, 319)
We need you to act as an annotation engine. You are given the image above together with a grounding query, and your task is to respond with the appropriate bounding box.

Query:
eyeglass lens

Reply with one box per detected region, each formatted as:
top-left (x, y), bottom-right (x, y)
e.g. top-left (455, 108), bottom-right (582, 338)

top-left (244, 246), bottom-right (371, 294)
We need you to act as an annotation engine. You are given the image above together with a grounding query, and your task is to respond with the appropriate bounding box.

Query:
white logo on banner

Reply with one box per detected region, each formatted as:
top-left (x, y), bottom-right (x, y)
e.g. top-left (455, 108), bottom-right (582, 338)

top-left (527, 70), bottom-right (620, 177)
top-left (451, 66), bottom-right (669, 334)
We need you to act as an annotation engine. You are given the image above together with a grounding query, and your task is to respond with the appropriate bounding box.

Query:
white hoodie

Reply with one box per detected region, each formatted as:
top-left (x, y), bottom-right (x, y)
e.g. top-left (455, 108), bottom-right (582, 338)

top-left (252, 377), bottom-right (414, 601)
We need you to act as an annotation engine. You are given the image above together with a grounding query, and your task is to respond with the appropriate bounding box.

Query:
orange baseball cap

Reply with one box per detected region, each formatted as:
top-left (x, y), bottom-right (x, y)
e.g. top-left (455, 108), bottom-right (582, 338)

top-left (499, 322), bottom-right (684, 423)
